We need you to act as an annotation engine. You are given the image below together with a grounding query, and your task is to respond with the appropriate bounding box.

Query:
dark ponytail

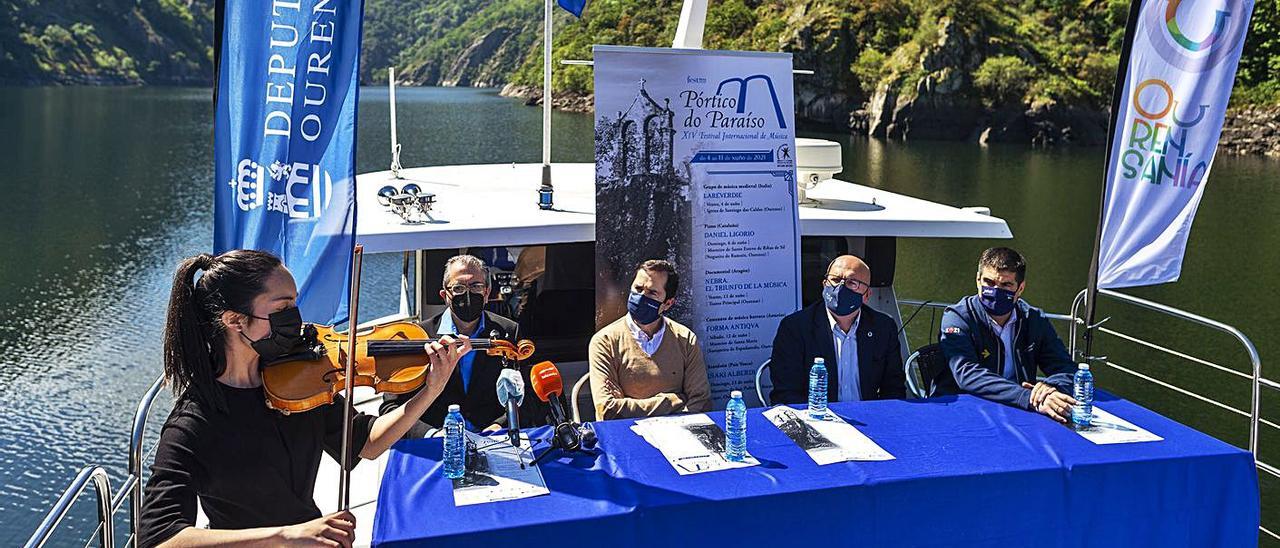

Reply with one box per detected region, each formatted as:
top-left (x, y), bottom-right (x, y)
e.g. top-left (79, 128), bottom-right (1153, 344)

top-left (162, 249), bottom-right (283, 412)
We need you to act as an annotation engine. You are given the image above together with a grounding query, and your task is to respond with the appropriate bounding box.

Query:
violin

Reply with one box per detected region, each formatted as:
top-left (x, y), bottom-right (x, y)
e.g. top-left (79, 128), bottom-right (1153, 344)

top-left (260, 320), bottom-right (535, 414)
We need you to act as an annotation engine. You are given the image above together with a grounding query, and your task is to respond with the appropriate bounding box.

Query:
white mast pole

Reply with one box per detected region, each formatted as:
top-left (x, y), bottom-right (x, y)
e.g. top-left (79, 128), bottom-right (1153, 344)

top-left (388, 67), bottom-right (403, 179)
top-left (543, 0), bottom-right (552, 167)
top-left (538, 0), bottom-right (555, 209)
top-left (672, 0), bottom-right (708, 49)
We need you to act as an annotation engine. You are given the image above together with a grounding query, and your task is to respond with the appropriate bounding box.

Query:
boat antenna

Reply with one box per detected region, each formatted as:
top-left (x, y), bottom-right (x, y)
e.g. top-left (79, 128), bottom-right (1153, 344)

top-left (538, 0), bottom-right (555, 210)
top-left (388, 67), bottom-right (404, 180)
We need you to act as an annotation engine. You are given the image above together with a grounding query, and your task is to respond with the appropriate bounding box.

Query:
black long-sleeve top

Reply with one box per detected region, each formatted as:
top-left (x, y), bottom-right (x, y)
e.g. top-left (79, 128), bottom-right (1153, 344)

top-left (138, 382), bottom-right (375, 548)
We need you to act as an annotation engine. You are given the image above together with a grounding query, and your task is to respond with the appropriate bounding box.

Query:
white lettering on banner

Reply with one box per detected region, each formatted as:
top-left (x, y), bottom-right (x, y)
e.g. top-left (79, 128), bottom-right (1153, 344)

top-left (303, 81), bottom-right (327, 107)
top-left (300, 114), bottom-right (322, 142)
top-left (249, 0), bottom-right (343, 218)
top-left (262, 0), bottom-right (339, 144)
top-left (269, 21), bottom-right (299, 49)
top-left (265, 81), bottom-right (294, 104)
top-left (307, 51), bottom-right (331, 75)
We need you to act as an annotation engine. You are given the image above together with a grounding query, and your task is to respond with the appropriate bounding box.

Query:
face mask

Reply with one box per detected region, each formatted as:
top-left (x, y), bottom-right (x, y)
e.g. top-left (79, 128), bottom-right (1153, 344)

top-left (822, 283), bottom-right (863, 316)
top-left (241, 306), bottom-right (305, 363)
top-left (979, 286), bottom-right (1017, 317)
top-left (449, 291), bottom-right (485, 323)
top-left (627, 290), bottom-right (664, 326)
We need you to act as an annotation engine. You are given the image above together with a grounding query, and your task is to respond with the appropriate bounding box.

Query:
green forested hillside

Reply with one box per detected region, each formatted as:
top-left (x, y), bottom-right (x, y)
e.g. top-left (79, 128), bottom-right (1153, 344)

top-left (0, 0), bottom-right (214, 85)
top-left (3, 0), bottom-right (1277, 144)
top-left (364, 0), bottom-right (1278, 143)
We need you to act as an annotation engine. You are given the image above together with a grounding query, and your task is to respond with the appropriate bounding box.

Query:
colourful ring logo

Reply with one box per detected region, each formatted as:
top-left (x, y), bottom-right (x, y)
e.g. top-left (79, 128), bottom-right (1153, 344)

top-left (1165, 0), bottom-right (1231, 52)
top-left (1145, 0), bottom-right (1252, 73)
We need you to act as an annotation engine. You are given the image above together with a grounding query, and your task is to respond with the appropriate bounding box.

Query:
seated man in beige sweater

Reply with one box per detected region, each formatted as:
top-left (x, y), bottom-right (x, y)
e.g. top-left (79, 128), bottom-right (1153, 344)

top-left (590, 259), bottom-right (712, 420)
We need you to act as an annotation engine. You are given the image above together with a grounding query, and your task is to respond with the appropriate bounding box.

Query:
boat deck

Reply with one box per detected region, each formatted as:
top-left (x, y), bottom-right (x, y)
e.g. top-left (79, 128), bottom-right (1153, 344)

top-left (354, 163), bottom-right (1012, 253)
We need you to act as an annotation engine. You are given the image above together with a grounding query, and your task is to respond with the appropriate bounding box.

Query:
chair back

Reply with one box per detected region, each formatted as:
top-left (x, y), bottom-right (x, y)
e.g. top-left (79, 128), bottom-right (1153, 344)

top-left (754, 359), bottom-right (772, 406)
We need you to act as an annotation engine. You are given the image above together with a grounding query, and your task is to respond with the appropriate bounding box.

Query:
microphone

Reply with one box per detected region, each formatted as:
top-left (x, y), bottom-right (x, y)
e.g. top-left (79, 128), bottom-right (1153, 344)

top-left (529, 361), bottom-right (591, 453)
top-left (496, 368), bottom-right (524, 447)
top-left (530, 361), bottom-right (567, 425)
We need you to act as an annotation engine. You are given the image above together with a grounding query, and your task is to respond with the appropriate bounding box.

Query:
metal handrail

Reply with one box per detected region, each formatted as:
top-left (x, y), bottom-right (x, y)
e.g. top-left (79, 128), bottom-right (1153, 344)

top-left (125, 376), bottom-right (166, 546)
top-left (1074, 288), bottom-right (1262, 455)
top-left (24, 466), bottom-right (114, 548)
top-left (908, 290), bottom-right (1270, 539)
top-left (897, 298), bottom-right (1078, 324)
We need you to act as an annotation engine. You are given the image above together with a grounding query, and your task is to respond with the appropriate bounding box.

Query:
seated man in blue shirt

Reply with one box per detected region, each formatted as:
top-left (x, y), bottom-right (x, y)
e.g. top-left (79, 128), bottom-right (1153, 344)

top-left (939, 247), bottom-right (1078, 423)
top-left (769, 255), bottom-right (905, 405)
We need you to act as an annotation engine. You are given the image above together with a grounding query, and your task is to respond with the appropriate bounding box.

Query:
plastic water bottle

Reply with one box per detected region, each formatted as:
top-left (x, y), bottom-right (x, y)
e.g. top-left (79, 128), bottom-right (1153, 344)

top-left (1072, 364), bottom-right (1094, 427)
top-left (808, 357), bottom-right (828, 419)
top-left (725, 390), bottom-right (747, 462)
top-left (443, 404), bottom-right (466, 479)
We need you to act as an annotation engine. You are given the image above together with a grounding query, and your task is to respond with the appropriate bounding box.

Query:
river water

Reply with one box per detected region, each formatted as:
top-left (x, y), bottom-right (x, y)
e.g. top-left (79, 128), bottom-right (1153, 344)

top-left (0, 86), bottom-right (1275, 544)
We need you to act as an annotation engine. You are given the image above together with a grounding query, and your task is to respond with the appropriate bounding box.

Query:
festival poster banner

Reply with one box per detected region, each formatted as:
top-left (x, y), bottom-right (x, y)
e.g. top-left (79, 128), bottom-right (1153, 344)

top-left (214, 0), bottom-right (364, 324)
top-left (1097, 0), bottom-right (1254, 289)
top-left (593, 45), bottom-right (802, 405)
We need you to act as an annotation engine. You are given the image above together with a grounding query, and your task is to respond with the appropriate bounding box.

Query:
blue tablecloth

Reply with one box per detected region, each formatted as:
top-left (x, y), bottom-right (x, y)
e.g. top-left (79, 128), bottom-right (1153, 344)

top-left (373, 393), bottom-right (1259, 547)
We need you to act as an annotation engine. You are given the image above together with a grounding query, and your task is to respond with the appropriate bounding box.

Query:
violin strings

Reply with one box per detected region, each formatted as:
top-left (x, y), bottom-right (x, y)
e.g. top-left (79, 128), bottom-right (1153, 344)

top-left (365, 340), bottom-right (494, 352)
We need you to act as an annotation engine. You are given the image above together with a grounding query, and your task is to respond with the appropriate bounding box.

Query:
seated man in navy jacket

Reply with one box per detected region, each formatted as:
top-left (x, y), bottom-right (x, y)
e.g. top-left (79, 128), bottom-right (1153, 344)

top-left (939, 247), bottom-right (1078, 423)
top-left (769, 255), bottom-right (905, 404)
top-left (381, 254), bottom-right (547, 437)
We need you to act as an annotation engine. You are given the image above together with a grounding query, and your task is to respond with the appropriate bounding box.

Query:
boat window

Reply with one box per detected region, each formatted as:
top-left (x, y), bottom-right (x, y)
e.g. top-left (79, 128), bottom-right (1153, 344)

top-left (431, 238), bottom-right (854, 360)
top-left (467, 243), bottom-right (595, 364)
top-left (800, 236), bottom-right (851, 307)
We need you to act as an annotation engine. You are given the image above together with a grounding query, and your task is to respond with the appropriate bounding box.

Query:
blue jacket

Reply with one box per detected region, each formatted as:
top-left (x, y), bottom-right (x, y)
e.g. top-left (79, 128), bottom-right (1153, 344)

top-left (769, 301), bottom-right (905, 404)
top-left (939, 295), bottom-right (1075, 410)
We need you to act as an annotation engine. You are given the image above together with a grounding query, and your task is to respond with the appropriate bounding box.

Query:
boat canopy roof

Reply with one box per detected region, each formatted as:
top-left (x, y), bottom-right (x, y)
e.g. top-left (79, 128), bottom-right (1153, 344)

top-left (354, 162), bottom-right (1012, 254)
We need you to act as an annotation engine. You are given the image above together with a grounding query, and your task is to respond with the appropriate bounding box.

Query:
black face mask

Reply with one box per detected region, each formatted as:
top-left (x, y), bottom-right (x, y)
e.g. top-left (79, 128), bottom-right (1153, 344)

top-left (241, 306), bottom-right (305, 363)
top-left (449, 291), bottom-right (485, 323)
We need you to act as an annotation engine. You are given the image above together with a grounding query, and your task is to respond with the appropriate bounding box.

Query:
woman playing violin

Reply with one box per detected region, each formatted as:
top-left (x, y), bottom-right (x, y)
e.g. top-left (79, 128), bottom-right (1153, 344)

top-left (139, 250), bottom-right (470, 548)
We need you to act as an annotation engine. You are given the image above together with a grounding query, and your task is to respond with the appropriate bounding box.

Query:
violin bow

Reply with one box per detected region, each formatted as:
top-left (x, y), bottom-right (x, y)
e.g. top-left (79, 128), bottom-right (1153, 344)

top-left (337, 244), bottom-right (364, 511)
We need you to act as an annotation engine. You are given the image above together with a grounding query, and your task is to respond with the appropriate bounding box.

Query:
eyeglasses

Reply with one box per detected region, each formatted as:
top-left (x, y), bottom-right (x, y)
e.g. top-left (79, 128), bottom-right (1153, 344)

top-left (825, 275), bottom-right (869, 292)
top-left (446, 282), bottom-right (488, 296)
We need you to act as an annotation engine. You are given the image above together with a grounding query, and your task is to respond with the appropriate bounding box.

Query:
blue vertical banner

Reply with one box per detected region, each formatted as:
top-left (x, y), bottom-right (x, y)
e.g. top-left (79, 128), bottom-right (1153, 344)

top-left (1096, 0), bottom-right (1253, 288)
top-left (214, 0), bottom-right (364, 324)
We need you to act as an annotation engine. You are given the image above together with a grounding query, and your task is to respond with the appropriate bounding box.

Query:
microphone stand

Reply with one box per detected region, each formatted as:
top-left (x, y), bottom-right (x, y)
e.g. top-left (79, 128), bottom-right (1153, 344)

top-left (502, 360), bottom-right (522, 449)
top-left (528, 417), bottom-right (597, 467)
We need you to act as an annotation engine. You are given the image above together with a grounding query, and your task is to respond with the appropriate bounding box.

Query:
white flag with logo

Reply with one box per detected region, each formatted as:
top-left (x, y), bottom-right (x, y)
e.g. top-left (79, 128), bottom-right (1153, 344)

top-left (1097, 0), bottom-right (1254, 289)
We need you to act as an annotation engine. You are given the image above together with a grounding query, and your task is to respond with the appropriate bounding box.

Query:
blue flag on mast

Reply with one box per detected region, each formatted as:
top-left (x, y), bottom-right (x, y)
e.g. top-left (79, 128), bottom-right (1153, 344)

top-left (213, 0), bottom-right (365, 325)
top-left (558, 0), bottom-right (586, 17)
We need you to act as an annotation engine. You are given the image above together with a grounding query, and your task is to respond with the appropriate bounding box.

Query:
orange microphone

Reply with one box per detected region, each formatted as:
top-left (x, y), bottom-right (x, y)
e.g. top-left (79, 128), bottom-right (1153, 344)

top-left (527, 362), bottom-right (597, 461)
top-left (529, 361), bottom-right (568, 424)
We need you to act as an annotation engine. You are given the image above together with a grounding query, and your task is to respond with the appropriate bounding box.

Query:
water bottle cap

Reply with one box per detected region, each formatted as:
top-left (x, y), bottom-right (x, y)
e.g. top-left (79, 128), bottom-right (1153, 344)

top-left (448, 404), bottom-right (461, 412)
top-left (1079, 364), bottom-right (1090, 371)
top-left (730, 390), bottom-right (742, 399)
top-left (814, 357), bottom-right (825, 364)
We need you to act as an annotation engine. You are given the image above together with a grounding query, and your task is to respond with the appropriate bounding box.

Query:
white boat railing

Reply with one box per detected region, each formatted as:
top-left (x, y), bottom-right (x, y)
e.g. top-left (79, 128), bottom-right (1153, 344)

top-left (24, 375), bottom-right (167, 548)
top-left (22, 466), bottom-right (114, 548)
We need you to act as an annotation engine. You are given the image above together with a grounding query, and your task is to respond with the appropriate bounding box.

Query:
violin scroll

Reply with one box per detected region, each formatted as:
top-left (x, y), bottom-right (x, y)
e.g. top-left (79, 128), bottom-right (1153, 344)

top-left (484, 339), bottom-right (536, 362)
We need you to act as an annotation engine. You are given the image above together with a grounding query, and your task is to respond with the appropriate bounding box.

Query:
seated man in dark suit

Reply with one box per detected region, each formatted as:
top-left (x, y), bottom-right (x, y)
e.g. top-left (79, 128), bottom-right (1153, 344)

top-left (769, 255), bottom-right (905, 405)
top-left (381, 254), bottom-right (546, 437)
top-left (939, 247), bottom-right (1077, 423)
